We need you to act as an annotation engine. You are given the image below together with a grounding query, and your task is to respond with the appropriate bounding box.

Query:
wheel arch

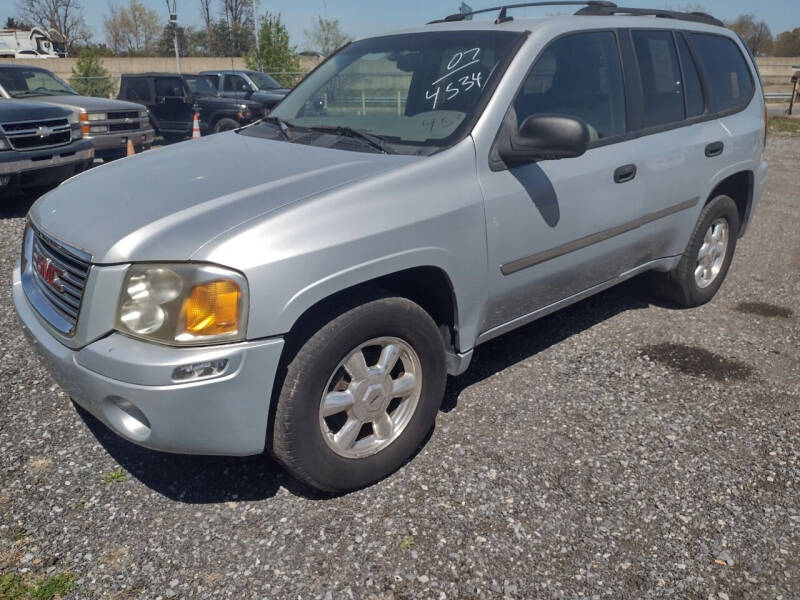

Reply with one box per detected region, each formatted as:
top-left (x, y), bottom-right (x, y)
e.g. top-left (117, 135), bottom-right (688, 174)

top-left (705, 169), bottom-right (754, 236)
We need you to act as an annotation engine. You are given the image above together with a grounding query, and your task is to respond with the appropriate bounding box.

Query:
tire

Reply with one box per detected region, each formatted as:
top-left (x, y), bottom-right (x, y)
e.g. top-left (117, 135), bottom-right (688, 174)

top-left (271, 294), bottom-right (447, 492)
top-left (655, 194), bottom-right (740, 307)
top-left (213, 118), bottom-right (239, 134)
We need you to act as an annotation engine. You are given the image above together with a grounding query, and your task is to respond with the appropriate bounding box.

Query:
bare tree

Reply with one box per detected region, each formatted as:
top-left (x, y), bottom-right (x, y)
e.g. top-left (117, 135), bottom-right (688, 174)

top-left (304, 16), bottom-right (352, 57)
top-left (727, 14), bottom-right (773, 56)
top-left (199, 0), bottom-right (217, 55)
top-left (103, 0), bottom-right (163, 55)
top-left (16, 0), bottom-right (92, 49)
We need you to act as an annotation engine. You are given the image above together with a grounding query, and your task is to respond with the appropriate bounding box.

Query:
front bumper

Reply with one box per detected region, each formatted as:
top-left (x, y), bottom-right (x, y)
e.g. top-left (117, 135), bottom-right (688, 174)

top-left (87, 128), bottom-right (155, 156)
top-left (0, 141), bottom-right (94, 188)
top-left (13, 263), bottom-right (284, 456)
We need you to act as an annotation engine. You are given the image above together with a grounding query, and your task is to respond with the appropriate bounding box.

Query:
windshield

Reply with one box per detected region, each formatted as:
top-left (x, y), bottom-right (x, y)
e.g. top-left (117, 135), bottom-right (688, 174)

top-left (247, 71), bottom-right (283, 91)
top-left (183, 76), bottom-right (217, 96)
top-left (0, 68), bottom-right (77, 97)
top-left (269, 30), bottom-right (522, 150)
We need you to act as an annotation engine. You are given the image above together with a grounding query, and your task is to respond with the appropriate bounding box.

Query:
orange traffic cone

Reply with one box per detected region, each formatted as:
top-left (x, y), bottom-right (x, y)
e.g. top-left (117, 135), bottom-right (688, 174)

top-left (125, 139), bottom-right (135, 157)
top-left (191, 112), bottom-right (201, 139)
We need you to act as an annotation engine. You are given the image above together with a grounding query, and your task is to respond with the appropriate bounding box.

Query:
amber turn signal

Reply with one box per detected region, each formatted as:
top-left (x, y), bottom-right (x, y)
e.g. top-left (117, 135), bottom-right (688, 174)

top-left (182, 280), bottom-right (241, 336)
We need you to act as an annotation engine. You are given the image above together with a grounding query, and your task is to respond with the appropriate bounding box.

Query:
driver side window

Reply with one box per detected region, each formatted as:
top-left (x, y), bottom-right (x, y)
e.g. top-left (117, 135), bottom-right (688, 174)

top-left (514, 31), bottom-right (626, 141)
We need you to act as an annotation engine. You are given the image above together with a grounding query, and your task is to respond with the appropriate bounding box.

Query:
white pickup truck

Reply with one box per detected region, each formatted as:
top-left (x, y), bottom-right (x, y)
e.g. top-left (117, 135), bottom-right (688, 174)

top-left (0, 27), bottom-right (62, 59)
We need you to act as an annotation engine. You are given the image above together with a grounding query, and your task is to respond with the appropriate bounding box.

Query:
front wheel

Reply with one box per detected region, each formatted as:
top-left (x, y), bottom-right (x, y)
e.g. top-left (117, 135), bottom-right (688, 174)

top-left (271, 295), bottom-right (447, 492)
top-left (654, 194), bottom-right (740, 307)
top-left (213, 118), bottom-right (239, 133)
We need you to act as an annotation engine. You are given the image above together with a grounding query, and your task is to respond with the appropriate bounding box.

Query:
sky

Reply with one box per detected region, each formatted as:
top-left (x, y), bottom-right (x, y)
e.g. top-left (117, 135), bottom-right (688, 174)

top-left (2, 0), bottom-right (799, 51)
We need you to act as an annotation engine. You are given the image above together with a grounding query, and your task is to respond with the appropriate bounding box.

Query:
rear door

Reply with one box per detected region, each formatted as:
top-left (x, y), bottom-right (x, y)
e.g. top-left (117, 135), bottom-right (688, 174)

top-left (622, 29), bottom-right (718, 259)
top-left (152, 76), bottom-right (191, 132)
top-left (478, 30), bottom-right (649, 336)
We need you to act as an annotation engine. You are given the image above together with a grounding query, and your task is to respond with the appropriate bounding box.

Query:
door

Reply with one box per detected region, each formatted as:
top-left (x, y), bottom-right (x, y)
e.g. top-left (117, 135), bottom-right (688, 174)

top-left (624, 29), bottom-right (718, 259)
top-left (222, 74), bottom-right (251, 100)
top-left (478, 31), bottom-right (648, 335)
top-left (152, 76), bottom-right (192, 133)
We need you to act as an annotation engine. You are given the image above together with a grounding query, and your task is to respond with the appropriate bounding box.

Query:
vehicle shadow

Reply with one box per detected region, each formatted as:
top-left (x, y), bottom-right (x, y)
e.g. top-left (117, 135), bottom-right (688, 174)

top-left (75, 275), bottom-right (666, 504)
top-left (441, 276), bottom-right (660, 412)
top-left (0, 190), bottom-right (39, 219)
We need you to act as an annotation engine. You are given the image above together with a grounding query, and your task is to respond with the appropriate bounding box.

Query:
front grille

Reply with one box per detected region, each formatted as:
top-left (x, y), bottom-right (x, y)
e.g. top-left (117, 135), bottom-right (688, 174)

top-left (29, 228), bottom-right (90, 333)
top-left (108, 111), bottom-right (140, 120)
top-left (0, 117), bottom-right (72, 151)
top-left (109, 122), bottom-right (140, 132)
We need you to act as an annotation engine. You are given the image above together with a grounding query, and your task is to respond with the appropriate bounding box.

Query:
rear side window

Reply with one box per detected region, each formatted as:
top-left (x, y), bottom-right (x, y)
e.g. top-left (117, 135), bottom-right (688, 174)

top-left (124, 78), bottom-right (151, 103)
top-left (632, 30), bottom-right (684, 128)
top-left (514, 31), bottom-right (626, 140)
top-left (688, 33), bottom-right (754, 113)
top-left (676, 34), bottom-right (704, 118)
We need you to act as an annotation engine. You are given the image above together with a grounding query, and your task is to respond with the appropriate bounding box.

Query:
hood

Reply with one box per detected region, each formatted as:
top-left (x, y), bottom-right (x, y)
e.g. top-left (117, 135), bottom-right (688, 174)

top-left (30, 132), bottom-right (419, 264)
top-left (29, 94), bottom-right (146, 113)
top-left (0, 98), bottom-right (71, 122)
top-left (195, 95), bottom-right (262, 111)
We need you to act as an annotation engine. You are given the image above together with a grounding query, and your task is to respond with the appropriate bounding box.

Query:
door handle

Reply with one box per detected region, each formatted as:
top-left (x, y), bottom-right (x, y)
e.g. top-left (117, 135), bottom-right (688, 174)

top-left (613, 164), bottom-right (637, 184)
top-left (705, 141), bottom-right (724, 157)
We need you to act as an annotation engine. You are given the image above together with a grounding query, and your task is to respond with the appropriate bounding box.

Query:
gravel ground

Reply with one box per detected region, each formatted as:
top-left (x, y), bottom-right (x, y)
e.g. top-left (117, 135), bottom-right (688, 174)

top-left (1, 137), bottom-right (798, 600)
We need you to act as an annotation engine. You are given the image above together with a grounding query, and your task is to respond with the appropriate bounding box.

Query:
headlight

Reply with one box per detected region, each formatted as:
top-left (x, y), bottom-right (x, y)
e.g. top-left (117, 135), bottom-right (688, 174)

top-left (87, 113), bottom-right (107, 121)
top-left (0, 138), bottom-right (8, 150)
top-left (71, 124), bottom-right (82, 139)
top-left (89, 125), bottom-right (108, 133)
top-left (115, 264), bottom-right (248, 345)
top-left (138, 110), bottom-right (148, 118)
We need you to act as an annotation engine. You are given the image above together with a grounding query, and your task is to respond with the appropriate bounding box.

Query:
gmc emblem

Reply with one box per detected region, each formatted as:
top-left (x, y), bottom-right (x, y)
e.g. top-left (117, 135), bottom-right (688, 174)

top-left (34, 253), bottom-right (65, 293)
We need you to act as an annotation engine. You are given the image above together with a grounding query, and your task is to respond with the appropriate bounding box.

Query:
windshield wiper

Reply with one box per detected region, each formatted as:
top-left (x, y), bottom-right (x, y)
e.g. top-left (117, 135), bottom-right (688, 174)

top-left (308, 125), bottom-right (395, 154)
top-left (263, 115), bottom-right (292, 140)
top-left (13, 90), bottom-right (58, 97)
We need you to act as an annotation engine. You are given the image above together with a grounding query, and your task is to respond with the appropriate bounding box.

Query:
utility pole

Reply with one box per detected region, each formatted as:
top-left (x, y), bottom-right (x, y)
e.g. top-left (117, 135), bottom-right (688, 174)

top-left (166, 0), bottom-right (181, 74)
top-left (253, 0), bottom-right (260, 70)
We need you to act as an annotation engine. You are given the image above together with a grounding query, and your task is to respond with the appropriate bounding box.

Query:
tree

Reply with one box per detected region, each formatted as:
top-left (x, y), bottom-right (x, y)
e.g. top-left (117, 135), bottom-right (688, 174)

top-left (16, 0), bottom-right (92, 51)
top-left (198, 0), bottom-right (220, 56)
top-left (4, 16), bottom-right (32, 29)
top-left (69, 49), bottom-right (115, 98)
top-left (773, 28), bottom-right (800, 57)
top-left (157, 24), bottom-right (204, 57)
top-left (245, 12), bottom-right (299, 86)
top-left (304, 16), bottom-right (352, 57)
top-left (103, 0), bottom-right (162, 56)
top-left (727, 14), bottom-right (773, 56)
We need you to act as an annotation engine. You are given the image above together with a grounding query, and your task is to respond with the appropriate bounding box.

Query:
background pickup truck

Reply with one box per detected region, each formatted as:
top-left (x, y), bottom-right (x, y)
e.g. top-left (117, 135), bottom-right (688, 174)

top-left (0, 63), bottom-right (153, 161)
top-left (0, 99), bottom-right (93, 194)
top-left (199, 69), bottom-right (290, 113)
top-left (117, 73), bottom-right (264, 139)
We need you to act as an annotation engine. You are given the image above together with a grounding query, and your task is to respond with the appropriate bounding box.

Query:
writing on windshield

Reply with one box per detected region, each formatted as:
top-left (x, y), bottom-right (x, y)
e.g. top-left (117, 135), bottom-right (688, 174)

top-left (425, 48), bottom-right (496, 110)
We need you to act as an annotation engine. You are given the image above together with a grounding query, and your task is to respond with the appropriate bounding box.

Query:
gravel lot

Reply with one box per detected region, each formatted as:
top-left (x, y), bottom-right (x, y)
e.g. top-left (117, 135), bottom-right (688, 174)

top-left (1, 137), bottom-right (798, 600)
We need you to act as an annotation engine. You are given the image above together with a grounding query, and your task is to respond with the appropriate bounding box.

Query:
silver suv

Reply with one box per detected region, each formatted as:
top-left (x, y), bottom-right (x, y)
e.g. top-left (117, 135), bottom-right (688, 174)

top-left (13, 3), bottom-right (768, 492)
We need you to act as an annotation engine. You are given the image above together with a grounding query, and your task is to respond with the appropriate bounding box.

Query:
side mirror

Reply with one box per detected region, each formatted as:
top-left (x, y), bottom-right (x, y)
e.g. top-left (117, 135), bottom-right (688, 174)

top-left (500, 115), bottom-right (591, 167)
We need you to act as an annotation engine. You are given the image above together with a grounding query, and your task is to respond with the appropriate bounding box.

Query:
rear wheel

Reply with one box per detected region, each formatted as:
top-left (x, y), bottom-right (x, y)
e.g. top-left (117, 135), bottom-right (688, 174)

top-left (271, 295), bottom-right (447, 492)
top-left (654, 194), bottom-right (740, 307)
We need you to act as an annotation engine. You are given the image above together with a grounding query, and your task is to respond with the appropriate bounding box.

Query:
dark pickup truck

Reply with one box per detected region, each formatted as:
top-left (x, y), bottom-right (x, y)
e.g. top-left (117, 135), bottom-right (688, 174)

top-left (198, 70), bottom-right (290, 112)
top-left (0, 99), bottom-right (93, 195)
top-left (117, 73), bottom-right (263, 139)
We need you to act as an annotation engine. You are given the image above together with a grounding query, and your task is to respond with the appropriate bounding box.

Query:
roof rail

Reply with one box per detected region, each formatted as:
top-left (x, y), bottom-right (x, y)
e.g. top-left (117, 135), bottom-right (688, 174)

top-left (428, 1), bottom-right (616, 25)
top-left (574, 5), bottom-right (724, 27)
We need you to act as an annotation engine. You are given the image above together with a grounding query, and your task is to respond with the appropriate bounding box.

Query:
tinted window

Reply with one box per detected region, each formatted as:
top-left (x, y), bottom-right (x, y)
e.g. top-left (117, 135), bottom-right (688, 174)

top-left (676, 34), bottom-right (704, 117)
top-left (204, 74), bottom-right (219, 87)
top-left (632, 30), bottom-right (684, 127)
top-left (155, 77), bottom-right (183, 97)
top-left (124, 78), bottom-right (151, 103)
top-left (224, 74), bottom-right (248, 92)
top-left (689, 33), bottom-right (754, 113)
top-left (514, 31), bottom-right (625, 140)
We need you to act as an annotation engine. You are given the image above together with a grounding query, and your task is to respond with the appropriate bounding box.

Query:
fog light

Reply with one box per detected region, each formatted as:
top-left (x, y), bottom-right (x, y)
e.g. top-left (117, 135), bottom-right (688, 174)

top-left (172, 359), bottom-right (229, 382)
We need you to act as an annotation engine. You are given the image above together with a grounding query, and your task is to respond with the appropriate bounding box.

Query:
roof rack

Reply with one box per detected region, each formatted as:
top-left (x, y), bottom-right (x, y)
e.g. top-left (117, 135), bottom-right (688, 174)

top-left (428, 1), bottom-right (616, 25)
top-left (574, 5), bottom-right (724, 27)
top-left (428, 1), bottom-right (723, 27)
